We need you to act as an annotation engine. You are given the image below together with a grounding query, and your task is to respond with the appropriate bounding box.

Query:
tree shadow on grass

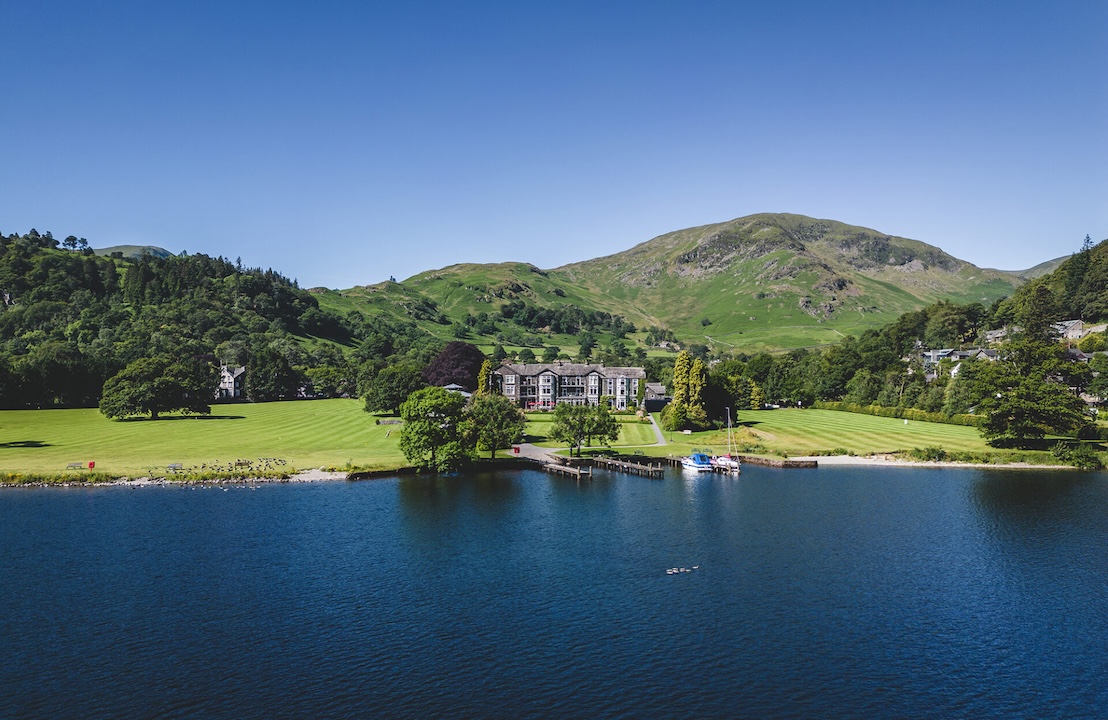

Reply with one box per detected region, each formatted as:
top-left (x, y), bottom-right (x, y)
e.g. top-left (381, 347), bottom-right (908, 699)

top-left (0, 440), bottom-right (52, 448)
top-left (115, 415), bottom-right (246, 422)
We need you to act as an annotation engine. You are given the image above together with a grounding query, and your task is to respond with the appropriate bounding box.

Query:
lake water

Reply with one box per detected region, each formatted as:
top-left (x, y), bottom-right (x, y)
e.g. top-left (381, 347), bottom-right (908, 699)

top-left (2, 465), bottom-right (1107, 719)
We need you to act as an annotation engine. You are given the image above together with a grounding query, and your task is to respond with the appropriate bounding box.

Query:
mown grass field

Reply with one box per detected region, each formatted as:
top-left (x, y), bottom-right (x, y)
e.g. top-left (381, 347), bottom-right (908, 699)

top-left (636, 408), bottom-right (1023, 460)
top-left (0, 401), bottom-right (1058, 479)
top-left (524, 413), bottom-right (657, 448)
top-left (0, 399), bottom-right (404, 476)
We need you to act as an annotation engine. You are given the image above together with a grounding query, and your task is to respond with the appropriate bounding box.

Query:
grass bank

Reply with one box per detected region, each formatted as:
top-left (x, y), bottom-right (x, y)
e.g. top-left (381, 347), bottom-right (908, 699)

top-left (1, 402), bottom-right (1079, 482)
top-left (0, 399), bottom-right (406, 478)
top-left (633, 408), bottom-right (1060, 465)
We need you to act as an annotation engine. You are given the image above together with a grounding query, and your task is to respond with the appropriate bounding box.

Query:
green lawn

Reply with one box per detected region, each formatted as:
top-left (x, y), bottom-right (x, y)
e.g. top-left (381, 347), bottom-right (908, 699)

top-left (524, 413), bottom-right (657, 448)
top-left (0, 402), bottom-right (1058, 479)
top-left (0, 399), bottom-right (404, 476)
top-left (637, 408), bottom-right (1021, 460)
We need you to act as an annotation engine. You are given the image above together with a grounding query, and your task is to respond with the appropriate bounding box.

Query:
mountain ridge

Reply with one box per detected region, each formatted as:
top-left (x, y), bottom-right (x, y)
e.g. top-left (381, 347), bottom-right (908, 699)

top-left (327, 213), bottom-right (1064, 351)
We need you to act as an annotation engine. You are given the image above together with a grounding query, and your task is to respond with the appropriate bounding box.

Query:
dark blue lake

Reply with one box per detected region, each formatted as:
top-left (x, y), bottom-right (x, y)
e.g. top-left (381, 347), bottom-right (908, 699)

top-left (3, 465), bottom-right (1107, 719)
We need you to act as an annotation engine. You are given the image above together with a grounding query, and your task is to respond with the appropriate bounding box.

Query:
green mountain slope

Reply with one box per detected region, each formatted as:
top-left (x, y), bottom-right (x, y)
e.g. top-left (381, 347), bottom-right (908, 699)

top-left (1005, 255), bottom-right (1068, 280)
top-left (551, 213), bottom-right (1021, 349)
top-left (322, 213), bottom-right (1029, 352)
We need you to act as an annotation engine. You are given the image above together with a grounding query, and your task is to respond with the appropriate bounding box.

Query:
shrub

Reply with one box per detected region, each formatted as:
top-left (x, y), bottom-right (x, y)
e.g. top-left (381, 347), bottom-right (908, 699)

top-left (908, 446), bottom-right (948, 462)
top-left (1051, 441), bottom-right (1105, 470)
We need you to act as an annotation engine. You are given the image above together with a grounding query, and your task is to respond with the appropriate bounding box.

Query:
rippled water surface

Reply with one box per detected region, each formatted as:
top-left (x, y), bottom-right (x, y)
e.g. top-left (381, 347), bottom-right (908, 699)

top-left (3, 466), bottom-right (1107, 718)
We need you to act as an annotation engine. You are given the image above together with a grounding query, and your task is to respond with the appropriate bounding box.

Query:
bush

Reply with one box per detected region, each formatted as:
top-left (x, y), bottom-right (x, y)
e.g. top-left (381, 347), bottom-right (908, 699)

top-left (908, 446), bottom-right (948, 462)
top-left (811, 448), bottom-right (852, 456)
top-left (1051, 441), bottom-right (1105, 470)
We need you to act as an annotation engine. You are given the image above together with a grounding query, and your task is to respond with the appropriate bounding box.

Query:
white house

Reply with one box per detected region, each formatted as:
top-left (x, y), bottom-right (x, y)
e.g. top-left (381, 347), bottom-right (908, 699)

top-left (217, 365), bottom-right (246, 399)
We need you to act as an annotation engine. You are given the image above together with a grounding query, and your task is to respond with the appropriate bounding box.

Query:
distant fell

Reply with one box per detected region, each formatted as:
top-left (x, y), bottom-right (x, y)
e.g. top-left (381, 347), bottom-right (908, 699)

top-left (548, 213), bottom-right (1022, 349)
top-left (94, 245), bottom-right (175, 260)
top-left (330, 213), bottom-right (1035, 352)
top-left (1004, 255), bottom-right (1068, 280)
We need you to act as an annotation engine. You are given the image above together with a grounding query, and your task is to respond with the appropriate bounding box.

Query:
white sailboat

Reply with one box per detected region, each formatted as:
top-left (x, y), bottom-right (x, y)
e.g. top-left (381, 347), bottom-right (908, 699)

top-left (712, 407), bottom-right (741, 473)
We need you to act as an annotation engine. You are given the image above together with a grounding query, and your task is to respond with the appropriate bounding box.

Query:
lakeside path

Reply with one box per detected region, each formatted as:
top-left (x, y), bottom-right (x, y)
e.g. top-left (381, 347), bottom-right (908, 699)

top-left (513, 443), bottom-right (557, 463)
top-left (649, 414), bottom-right (668, 446)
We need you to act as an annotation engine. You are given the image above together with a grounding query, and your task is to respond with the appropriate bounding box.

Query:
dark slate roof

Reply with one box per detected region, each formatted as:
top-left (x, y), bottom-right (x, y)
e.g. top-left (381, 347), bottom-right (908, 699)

top-left (494, 362), bottom-right (646, 379)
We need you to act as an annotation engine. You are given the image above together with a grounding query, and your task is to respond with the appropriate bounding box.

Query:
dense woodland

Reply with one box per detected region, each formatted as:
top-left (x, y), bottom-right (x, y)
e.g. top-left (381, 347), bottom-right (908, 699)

top-left (0, 229), bottom-right (426, 409)
top-left (2, 227), bottom-right (1105, 453)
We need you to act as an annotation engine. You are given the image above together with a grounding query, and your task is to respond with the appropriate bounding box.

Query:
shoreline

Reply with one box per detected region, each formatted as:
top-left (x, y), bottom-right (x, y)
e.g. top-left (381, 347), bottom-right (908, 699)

top-left (0, 455), bottom-right (1085, 487)
top-left (0, 468), bottom-right (352, 489)
top-left (789, 454), bottom-right (1074, 470)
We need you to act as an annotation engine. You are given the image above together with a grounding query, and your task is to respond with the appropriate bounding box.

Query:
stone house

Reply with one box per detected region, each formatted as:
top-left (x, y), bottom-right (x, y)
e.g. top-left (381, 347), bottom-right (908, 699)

top-left (493, 362), bottom-right (646, 410)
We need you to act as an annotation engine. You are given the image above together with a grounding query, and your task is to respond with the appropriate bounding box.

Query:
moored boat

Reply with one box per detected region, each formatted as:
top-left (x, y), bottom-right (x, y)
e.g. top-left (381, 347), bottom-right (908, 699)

top-left (681, 452), bottom-right (714, 472)
top-left (711, 408), bottom-right (742, 473)
top-left (711, 454), bottom-right (741, 472)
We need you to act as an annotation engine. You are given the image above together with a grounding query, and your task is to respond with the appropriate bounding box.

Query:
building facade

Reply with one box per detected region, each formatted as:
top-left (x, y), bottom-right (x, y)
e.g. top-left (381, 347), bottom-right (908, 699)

top-left (217, 365), bottom-right (246, 399)
top-left (493, 362), bottom-right (646, 410)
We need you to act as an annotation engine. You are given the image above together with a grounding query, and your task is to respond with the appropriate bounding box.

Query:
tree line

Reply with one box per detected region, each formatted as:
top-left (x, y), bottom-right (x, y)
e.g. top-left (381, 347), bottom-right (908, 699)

top-left (0, 230), bottom-right (444, 413)
top-left (656, 238), bottom-right (1108, 451)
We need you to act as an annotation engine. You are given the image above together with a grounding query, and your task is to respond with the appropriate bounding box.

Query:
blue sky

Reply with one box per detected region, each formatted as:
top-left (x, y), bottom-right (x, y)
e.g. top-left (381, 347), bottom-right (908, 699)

top-left (2, 1), bottom-right (1105, 289)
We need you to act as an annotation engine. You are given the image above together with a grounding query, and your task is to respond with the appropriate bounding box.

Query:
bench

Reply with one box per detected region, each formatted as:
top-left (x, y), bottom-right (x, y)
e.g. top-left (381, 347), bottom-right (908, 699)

top-left (66, 462), bottom-right (85, 469)
top-left (167, 463), bottom-right (183, 471)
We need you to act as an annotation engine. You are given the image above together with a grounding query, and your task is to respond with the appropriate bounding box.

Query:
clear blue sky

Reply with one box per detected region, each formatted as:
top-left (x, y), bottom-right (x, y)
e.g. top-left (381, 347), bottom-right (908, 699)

top-left (2, 1), bottom-right (1105, 289)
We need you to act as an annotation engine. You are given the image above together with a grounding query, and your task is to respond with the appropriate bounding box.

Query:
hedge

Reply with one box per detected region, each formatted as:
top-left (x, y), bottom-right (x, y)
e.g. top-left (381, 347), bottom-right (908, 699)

top-left (812, 401), bottom-right (983, 428)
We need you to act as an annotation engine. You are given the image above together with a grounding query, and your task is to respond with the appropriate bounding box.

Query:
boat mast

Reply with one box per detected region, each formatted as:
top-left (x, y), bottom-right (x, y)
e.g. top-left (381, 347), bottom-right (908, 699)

top-left (725, 406), bottom-right (734, 457)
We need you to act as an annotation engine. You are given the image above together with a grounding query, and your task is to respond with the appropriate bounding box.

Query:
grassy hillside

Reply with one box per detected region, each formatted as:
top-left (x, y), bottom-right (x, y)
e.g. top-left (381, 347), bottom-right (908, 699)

top-left (1005, 255), bottom-right (1068, 279)
top-left (320, 213), bottom-right (1027, 353)
top-left (554, 213), bottom-right (1021, 349)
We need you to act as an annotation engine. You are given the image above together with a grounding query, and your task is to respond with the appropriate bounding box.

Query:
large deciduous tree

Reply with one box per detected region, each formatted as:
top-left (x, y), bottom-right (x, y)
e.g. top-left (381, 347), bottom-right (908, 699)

top-left (99, 355), bottom-right (218, 420)
top-left (549, 403), bottom-right (590, 456)
top-left (247, 344), bottom-right (303, 402)
top-left (364, 360), bottom-right (426, 414)
top-left (468, 393), bottom-right (526, 458)
top-left (422, 341), bottom-right (487, 391)
top-left (398, 387), bottom-right (472, 472)
top-left (583, 399), bottom-right (620, 450)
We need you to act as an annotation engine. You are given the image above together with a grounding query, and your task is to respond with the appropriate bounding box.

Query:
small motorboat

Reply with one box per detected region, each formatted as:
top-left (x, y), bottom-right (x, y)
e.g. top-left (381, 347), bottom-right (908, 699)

top-left (681, 452), bottom-right (714, 472)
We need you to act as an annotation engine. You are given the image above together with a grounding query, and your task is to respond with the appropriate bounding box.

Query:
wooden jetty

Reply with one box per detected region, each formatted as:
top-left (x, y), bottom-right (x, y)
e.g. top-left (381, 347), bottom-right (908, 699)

top-left (541, 462), bottom-right (592, 480)
top-left (590, 456), bottom-right (664, 478)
